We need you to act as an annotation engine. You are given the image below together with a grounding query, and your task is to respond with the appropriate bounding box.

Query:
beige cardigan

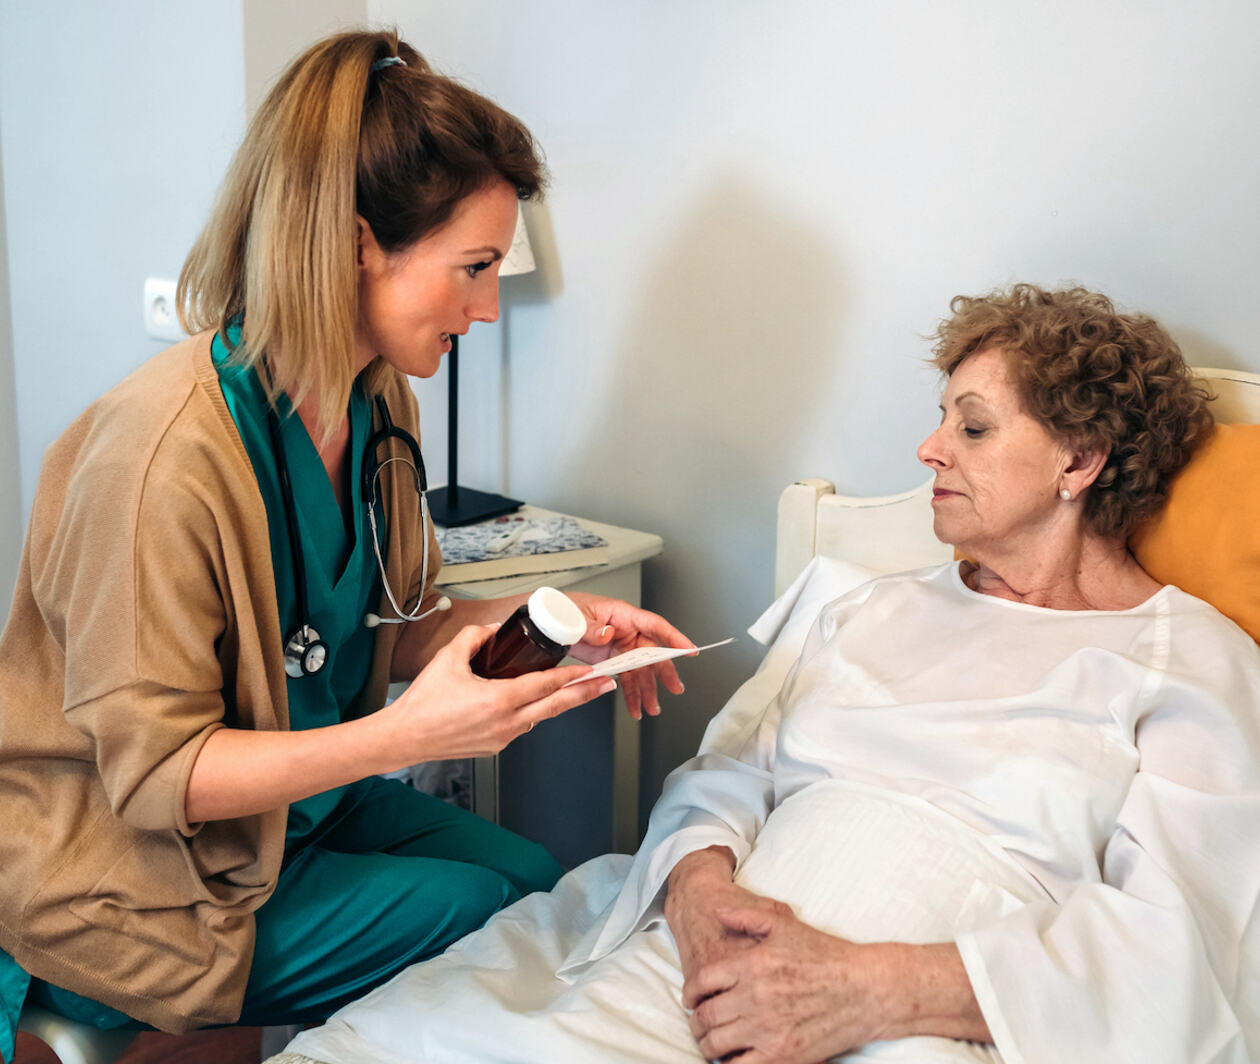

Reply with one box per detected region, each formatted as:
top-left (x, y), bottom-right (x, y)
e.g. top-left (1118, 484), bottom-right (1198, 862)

top-left (0, 332), bottom-right (437, 1032)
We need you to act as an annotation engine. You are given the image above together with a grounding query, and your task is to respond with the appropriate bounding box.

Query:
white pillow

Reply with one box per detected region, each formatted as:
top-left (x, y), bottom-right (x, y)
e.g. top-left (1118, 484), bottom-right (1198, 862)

top-left (697, 556), bottom-right (879, 757)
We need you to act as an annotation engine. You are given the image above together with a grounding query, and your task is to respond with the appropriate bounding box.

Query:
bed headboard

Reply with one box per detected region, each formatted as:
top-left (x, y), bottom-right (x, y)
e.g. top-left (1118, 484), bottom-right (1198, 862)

top-left (775, 367), bottom-right (1260, 596)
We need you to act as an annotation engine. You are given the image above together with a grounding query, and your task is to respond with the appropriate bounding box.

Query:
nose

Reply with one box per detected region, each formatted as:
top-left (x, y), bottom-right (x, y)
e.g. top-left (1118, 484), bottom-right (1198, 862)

top-left (468, 280), bottom-right (500, 325)
top-left (917, 424), bottom-right (949, 470)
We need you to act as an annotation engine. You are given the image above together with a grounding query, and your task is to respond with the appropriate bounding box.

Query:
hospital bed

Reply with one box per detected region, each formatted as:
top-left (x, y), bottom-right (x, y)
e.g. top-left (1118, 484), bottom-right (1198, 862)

top-left (22, 371), bottom-right (1258, 1064)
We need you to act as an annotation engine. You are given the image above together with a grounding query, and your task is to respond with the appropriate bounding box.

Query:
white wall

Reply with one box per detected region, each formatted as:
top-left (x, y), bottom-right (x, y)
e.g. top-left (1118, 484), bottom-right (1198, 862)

top-left (0, 1), bottom-right (248, 523)
top-left (0, 133), bottom-right (20, 620)
top-left (0, 0), bottom-right (366, 627)
top-left (244, 0), bottom-right (368, 116)
top-left (378, 0), bottom-right (1260, 815)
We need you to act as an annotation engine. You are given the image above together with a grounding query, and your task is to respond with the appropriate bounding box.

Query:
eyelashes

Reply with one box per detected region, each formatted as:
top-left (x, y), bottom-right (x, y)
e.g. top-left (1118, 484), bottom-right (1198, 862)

top-left (464, 260), bottom-right (493, 278)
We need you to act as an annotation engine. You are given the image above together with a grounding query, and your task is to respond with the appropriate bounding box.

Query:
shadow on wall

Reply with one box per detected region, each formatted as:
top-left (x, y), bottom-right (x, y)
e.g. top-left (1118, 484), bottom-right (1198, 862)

top-left (589, 176), bottom-right (848, 824)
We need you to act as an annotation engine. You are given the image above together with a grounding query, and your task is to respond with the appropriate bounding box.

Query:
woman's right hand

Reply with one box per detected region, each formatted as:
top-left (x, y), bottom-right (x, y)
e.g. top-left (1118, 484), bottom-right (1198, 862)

top-left (665, 846), bottom-right (792, 991)
top-left (186, 623), bottom-right (613, 824)
top-left (379, 623), bottom-right (617, 764)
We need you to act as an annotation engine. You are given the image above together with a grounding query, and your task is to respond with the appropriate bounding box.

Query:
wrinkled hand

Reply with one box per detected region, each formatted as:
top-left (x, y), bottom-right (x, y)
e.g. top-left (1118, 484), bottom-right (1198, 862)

top-left (566, 593), bottom-right (694, 719)
top-left (384, 623), bottom-right (615, 761)
top-left (664, 849), bottom-right (792, 996)
top-left (684, 907), bottom-right (883, 1064)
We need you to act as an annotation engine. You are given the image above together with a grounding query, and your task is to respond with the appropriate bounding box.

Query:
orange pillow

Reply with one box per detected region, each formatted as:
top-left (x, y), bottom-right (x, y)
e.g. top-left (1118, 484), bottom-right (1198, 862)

top-left (1130, 423), bottom-right (1260, 643)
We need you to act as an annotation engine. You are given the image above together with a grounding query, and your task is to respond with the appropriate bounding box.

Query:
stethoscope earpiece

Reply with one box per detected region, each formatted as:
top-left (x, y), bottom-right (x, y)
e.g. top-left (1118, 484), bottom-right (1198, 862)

top-left (364, 595), bottom-right (450, 629)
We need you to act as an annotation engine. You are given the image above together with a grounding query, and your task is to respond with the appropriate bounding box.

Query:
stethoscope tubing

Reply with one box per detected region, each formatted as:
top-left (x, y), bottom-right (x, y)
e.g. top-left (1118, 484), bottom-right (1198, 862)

top-left (365, 462), bottom-right (432, 624)
top-left (270, 394), bottom-right (438, 676)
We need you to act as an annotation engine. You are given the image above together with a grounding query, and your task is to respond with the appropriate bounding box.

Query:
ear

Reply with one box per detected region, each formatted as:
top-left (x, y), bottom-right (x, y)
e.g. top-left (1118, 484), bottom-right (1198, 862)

top-left (356, 215), bottom-right (385, 272)
top-left (1062, 444), bottom-right (1109, 497)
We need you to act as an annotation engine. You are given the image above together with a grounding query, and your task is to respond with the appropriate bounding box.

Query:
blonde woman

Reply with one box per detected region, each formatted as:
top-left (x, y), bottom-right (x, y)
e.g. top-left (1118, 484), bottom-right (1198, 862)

top-left (0, 29), bottom-right (690, 1058)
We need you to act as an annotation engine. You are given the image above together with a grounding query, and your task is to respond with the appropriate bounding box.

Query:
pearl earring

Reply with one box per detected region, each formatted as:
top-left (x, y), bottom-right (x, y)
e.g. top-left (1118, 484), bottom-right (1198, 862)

top-left (1060, 488), bottom-right (1072, 501)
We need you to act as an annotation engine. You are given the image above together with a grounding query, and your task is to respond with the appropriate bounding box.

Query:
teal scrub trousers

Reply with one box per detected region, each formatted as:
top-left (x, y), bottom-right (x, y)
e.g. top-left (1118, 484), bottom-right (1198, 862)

top-left (1, 775), bottom-right (563, 1056)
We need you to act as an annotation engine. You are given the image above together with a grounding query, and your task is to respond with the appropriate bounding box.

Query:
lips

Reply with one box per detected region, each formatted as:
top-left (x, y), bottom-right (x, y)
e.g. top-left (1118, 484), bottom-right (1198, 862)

top-left (932, 486), bottom-right (961, 500)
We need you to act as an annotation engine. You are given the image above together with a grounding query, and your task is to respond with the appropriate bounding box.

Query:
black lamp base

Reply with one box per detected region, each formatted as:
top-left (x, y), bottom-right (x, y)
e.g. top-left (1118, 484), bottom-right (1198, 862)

top-left (428, 485), bottom-right (522, 527)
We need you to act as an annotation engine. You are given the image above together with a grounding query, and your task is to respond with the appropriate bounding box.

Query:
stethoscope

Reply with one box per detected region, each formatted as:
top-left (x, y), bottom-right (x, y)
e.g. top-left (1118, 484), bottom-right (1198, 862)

top-left (267, 396), bottom-right (451, 679)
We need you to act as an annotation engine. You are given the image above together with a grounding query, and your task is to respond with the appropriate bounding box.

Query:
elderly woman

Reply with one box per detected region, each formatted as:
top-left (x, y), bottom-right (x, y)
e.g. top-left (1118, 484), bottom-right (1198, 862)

top-left (275, 286), bottom-right (1260, 1064)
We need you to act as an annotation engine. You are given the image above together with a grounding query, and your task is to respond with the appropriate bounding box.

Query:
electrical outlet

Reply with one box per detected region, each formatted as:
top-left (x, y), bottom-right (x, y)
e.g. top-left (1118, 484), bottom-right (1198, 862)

top-left (143, 277), bottom-right (185, 342)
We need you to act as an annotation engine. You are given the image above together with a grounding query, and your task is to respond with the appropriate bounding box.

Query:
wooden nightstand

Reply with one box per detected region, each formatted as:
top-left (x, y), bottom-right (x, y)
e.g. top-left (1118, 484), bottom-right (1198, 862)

top-left (437, 505), bottom-right (664, 861)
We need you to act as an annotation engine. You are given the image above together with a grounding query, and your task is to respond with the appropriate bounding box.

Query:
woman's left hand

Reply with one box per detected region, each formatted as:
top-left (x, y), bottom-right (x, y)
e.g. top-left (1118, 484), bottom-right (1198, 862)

top-left (684, 908), bottom-right (991, 1062)
top-left (565, 593), bottom-right (694, 719)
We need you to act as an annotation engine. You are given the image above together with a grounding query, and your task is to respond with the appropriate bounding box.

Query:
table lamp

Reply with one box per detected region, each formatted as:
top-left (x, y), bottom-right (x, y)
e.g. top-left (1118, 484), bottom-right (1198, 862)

top-left (427, 205), bottom-right (536, 527)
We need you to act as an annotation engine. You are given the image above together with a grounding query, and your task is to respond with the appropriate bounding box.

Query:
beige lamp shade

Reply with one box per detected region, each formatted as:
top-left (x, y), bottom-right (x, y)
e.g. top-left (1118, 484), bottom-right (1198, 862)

top-left (500, 205), bottom-right (536, 277)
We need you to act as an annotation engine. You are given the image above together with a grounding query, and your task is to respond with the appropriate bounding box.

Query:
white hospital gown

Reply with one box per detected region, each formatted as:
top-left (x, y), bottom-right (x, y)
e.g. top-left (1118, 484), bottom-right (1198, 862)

top-left (282, 564), bottom-right (1260, 1064)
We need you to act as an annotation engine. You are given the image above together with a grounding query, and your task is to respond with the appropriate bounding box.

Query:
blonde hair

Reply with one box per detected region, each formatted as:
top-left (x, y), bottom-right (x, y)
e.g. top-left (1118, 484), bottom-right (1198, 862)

top-left (178, 28), bottom-right (544, 441)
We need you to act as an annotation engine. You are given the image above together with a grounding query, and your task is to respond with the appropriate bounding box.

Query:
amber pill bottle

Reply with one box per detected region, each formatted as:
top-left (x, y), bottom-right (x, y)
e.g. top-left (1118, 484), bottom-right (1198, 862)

top-left (470, 587), bottom-right (589, 679)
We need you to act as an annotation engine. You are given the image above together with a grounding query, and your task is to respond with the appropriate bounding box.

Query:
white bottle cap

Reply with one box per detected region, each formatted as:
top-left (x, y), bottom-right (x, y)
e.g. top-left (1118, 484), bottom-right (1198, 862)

top-left (526, 587), bottom-right (587, 648)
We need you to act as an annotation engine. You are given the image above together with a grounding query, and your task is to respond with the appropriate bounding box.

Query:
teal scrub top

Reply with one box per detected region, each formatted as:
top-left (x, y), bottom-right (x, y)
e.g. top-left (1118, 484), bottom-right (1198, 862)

top-left (212, 328), bottom-right (380, 849)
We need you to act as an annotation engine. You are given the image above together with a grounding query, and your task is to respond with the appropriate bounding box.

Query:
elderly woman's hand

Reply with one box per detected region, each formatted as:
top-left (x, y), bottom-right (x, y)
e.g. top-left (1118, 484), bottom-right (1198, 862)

top-left (684, 907), bottom-right (992, 1063)
top-left (565, 593), bottom-right (694, 719)
top-left (683, 907), bottom-right (876, 1062)
top-left (664, 848), bottom-right (791, 1002)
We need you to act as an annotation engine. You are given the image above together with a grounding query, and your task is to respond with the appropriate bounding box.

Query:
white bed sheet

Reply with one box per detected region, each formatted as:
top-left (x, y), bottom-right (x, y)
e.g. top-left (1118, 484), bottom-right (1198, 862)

top-left (279, 782), bottom-right (1021, 1064)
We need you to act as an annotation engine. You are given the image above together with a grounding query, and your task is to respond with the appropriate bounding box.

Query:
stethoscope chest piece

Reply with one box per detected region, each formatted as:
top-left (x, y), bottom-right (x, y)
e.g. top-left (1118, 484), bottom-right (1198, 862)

top-left (284, 623), bottom-right (328, 678)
